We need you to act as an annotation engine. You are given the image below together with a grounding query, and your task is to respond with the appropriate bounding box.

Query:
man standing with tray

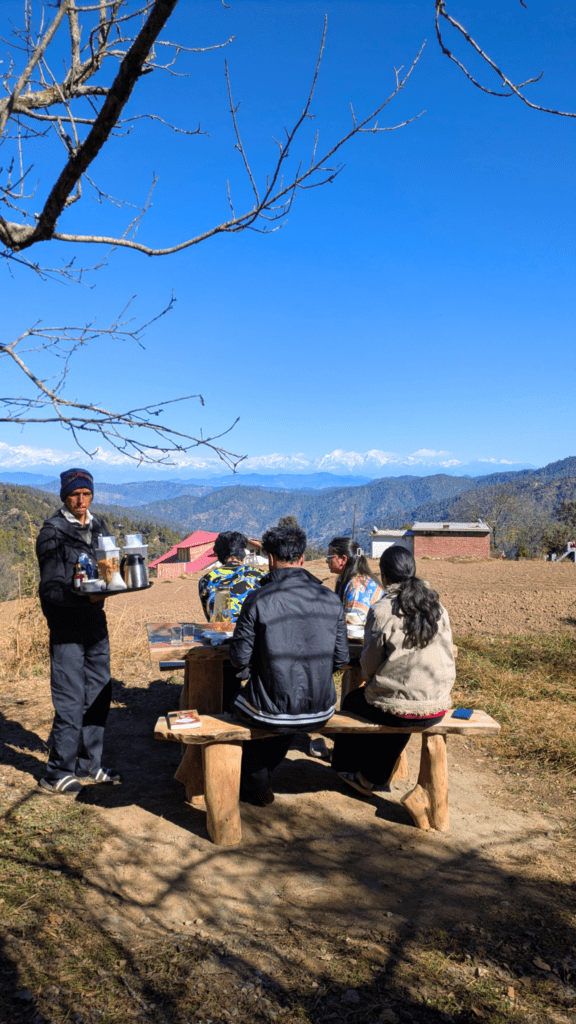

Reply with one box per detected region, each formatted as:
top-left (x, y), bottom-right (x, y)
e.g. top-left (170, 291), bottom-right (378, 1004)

top-left (35, 468), bottom-right (121, 795)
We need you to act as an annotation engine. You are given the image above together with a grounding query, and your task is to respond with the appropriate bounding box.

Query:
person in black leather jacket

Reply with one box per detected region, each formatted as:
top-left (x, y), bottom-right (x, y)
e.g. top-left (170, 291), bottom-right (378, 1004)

top-left (35, 468), bottom-right (120, 795)
top-left (229, 524), bottom-right (349, 805)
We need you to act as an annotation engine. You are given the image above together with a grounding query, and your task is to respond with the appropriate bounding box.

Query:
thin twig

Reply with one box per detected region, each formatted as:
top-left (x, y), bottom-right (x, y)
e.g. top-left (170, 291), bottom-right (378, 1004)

top-left (435, 0), bottom-right (576, 117)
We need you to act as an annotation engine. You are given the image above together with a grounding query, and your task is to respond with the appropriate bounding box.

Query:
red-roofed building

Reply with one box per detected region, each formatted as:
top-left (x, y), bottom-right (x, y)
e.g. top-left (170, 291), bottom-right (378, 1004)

top-left (149, 531), bottom-right (218, 580)
top-left (149, 531), bottom-right (267, 579)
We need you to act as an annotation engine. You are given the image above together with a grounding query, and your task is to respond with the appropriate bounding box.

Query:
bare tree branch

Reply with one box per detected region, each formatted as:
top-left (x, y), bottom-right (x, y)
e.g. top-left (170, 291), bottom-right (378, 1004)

top-left (33, 36), bottom-right (426, 256)
top-left (0, 0), bottom-right (71, 137)
top-left (0, 5), bottom-right (424, 256)
top-left (0, 299), bottom-right (246, 468)
top-left (435, 1), bottom-right (576, 117)
top-left (0, 2), bottom-right (426, 466)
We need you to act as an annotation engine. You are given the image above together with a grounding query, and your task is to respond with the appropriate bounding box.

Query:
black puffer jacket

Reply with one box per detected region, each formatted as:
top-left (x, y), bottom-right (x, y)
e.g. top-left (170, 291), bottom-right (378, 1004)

top-left (36, 510), bottom-right (108, 627)
top-left (229, 568), bottom-right (349, 729)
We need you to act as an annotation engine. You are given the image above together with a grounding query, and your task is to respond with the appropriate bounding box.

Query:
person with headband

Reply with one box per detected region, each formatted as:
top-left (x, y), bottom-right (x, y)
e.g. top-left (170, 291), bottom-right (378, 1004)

top-left (35, 468), bottom-right (120, 795)
top-left (326, 537), bottom-right (383, 637)
top-left (332, 544), bottom-right (455, 797)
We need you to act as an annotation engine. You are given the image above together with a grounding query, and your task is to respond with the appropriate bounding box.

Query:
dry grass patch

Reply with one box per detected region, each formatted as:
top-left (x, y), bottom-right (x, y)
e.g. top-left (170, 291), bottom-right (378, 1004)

top-left (453, 634), bottom-right (576, 777)
top-left (0, 596), bottom-right (49, 683)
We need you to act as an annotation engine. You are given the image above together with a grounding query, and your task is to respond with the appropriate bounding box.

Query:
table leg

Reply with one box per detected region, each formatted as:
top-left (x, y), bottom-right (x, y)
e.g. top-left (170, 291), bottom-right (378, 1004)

top-left (401, 734), bottom-right (449, 832)
top-left (203, 741), bottom-right (243, 846)
top-left (175, 657), bottom-right (224, 804)
top-left (182, 658), bottom-right (223, 714)
top-left (390, 748), bottom-right (409, 782)
top-left (339, 665), bottom-right (364, 705)
top-left (174, 745), bottom-right (205, 804)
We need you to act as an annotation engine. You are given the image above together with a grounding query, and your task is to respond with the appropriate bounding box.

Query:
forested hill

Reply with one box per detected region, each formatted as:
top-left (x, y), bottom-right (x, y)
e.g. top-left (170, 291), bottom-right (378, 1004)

top-left (3, 457), bottom-right (576, 561)
top-left (0, 485), bottom-right (183, 563)
top-left (470, 456), bottom-right (576, 488)
top-left (117, 460), bottom-right (576, 551)
top-left (131, 474), bottom-right (479, 546)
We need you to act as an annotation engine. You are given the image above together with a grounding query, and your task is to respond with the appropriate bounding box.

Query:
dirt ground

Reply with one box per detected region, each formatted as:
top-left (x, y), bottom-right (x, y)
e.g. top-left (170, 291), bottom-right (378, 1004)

top-left (1, 558), bottom-right (576, 1022)
top-left (95, 556), bottom-right (576, 650)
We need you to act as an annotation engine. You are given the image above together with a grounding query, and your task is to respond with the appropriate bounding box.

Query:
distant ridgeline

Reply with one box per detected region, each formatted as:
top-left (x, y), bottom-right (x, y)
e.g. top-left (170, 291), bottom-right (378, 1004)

top-left (0, 484), bottom-right (184, 563)
top-left (2, 455), bottom-right (576, 556)
top-left (103, 456), bottom-right (576, 552)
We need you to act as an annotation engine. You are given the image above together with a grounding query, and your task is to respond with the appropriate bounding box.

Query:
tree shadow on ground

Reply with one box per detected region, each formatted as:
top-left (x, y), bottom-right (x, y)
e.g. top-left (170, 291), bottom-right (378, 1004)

top-left (1, 673), bottom-right (575, 1023)
top-left (1, 777), bottom-right (575, 1024)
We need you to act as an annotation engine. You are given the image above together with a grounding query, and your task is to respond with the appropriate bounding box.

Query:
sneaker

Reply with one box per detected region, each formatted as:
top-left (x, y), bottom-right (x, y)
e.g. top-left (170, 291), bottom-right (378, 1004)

top-left (76, 766), bottom-right (121, 785)
top-left (39, 775), bottom-right (82, 796)
top-left (337, 771), bottom-right (375, 797)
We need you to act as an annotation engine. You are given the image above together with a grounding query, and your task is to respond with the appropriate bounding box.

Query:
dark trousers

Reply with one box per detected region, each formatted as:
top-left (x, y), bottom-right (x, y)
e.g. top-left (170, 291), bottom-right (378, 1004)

top-left (222, 659), bottom-right (242, 713)
top-left (240, 717), bottom-right (332, 800)
top-left (46, 630), bottom-right (111, 781)
top-left (331, 687), bottom-right (444, 786)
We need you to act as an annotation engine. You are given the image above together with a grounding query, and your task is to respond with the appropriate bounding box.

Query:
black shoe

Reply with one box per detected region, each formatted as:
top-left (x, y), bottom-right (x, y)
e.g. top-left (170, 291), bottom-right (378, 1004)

top-left (240, 786), bottom-right (275, 806)
top-left (338, 771), bottom-right (375, 797)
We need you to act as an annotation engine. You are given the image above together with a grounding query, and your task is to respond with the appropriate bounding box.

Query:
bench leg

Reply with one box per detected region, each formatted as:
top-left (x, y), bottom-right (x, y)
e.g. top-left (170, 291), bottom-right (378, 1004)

top-left (401, 734), bottom-right (449, 832)
top-left (181, 659), bottom-right (223, 714)
top-left (203, 741), bottom-right (243, 847)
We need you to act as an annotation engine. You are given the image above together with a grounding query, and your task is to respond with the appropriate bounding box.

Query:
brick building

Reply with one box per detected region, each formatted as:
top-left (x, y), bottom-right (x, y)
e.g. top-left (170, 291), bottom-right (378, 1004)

top-left (149, 530), bottom-right (219, 580)
top-left (411, 521), bottom-right (491, 559)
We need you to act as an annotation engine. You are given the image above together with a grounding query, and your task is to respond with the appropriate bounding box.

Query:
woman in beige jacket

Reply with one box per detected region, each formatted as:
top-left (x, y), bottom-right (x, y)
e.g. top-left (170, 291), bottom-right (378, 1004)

top-left (332, 545), bottom-right (456, 796)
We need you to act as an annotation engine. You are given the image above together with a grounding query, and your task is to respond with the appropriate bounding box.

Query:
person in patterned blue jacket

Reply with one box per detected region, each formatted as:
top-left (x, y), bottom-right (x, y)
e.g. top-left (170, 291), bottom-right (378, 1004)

top-left (199, 531), bottom-right (266, 711)
top-left (198, 532), bottom-right (265, 622)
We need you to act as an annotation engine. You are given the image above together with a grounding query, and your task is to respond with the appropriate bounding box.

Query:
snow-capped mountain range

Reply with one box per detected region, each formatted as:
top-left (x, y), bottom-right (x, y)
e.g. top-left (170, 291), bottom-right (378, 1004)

top-left (0, 441), bottom-right (533, 482)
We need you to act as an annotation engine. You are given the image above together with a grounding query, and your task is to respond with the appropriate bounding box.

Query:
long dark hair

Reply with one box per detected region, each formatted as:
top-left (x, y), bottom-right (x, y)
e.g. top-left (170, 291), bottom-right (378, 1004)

top-left (329, 536), bottom-right (379, 600)
top-left (380, 545), bottom-right (441, 649)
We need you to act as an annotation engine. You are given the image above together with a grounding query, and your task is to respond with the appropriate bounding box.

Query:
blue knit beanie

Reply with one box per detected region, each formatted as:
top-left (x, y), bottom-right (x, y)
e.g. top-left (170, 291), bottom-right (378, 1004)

top-left (60, 468), bottom-right (94, 501)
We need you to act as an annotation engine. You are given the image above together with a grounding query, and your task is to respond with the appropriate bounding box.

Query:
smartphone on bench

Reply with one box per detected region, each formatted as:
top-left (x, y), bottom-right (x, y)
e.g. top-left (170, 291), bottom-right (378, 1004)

top-left (451, 708), bottom-right (473, 720)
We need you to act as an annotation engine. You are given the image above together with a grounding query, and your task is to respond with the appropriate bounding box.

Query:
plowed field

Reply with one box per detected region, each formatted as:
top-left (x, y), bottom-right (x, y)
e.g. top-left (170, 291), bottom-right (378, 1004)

top-left (99, 556), bottom-right (576, 640)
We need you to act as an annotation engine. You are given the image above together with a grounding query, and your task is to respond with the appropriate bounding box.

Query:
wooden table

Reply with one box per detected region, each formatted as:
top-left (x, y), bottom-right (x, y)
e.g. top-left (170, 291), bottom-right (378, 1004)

top-left (148, 624), bottom-right (367, 803)
top-left (148, 624), bottom-right (235, 803)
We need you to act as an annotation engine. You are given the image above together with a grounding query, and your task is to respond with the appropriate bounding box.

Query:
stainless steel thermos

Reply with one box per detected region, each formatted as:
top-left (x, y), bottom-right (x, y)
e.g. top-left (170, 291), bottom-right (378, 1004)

top-left (120, 552), bottom-right (148, 589)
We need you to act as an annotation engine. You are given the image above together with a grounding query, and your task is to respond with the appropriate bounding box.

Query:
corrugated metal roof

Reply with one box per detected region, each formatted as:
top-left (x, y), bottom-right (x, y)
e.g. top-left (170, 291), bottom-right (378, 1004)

top-left (370, 528), bottom-right (412, 537)
top-left (412, 521), bottom-right (490, 533)
top-left (175, 531), bottom-right (218, 549)
top-left (149, 545), bottom-right (178, 568)
top-left (149, 531), bottom-right (218, 567)
top-left (187, 551), bottom-right (219, 573)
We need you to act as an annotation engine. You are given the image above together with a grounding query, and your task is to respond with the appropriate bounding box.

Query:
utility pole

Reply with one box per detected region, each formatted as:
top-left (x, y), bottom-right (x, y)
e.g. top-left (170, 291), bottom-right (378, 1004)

top-left (352, 503), bottom-right (356, 540)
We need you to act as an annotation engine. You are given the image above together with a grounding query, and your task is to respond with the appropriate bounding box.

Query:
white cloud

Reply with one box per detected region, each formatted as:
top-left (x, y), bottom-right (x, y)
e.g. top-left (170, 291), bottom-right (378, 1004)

top-left (241, 453), bottom-right (312, 471)
top-left (0, 441), bottom-right (76, 467)
top-left (477, 457), bottom-right (515, 465)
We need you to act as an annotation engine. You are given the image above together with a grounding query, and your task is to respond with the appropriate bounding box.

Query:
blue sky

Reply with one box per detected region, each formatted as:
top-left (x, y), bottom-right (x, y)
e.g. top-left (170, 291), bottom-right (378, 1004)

top-left (2, 0), bottom-right (575, 479)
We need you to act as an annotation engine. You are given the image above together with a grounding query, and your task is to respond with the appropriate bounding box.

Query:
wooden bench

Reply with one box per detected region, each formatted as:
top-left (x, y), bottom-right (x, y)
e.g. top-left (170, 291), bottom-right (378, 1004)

top-left (154, 709), bottom-right (500, 847)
